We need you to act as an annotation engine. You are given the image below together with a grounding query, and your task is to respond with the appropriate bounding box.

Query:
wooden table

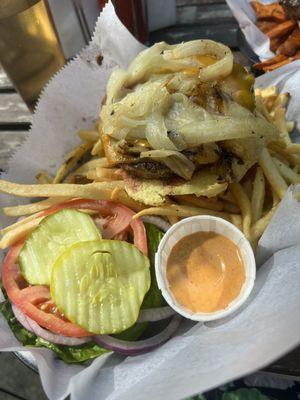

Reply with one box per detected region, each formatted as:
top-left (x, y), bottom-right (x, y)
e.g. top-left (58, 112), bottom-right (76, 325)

top-left (0, 68), bottom-right (31, 174)
top-left (0, 0), bottom-right (299, 391)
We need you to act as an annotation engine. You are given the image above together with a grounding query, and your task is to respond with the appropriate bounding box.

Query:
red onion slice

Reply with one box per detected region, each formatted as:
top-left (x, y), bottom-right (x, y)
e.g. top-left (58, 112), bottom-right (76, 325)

top-left (12, 304), bottom-right (91, 346)
top-left (12, 304), bottom-right (34, 333)
top-left (141, 216), bottom-right (171, 233)
top-left (93, 315), bottom-right (181, 355)
top-left (137, 306), bottom-right (176, 323)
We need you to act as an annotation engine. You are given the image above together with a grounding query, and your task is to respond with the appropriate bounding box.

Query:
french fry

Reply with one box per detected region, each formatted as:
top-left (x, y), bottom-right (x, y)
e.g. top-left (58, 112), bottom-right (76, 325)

top-left (53, 141), bottom-right (93, 184)
top-left (250, 205), bottom-right (278, 241)
top-left (77, 130), bottom-right (99, 142)
top-left (293, 165), bottom-right (300, 174)
top-left (219, 191), bottom-right (236, 205)
top-left (133, 204), bottom-right (230, 221)
top-left (256, 87), bottom-right (277, 115)
top-left (1, 212), bottom-right (42, 235)
top-left (110, 187), bottom-right (146, 212)
top-left (269, 149), bottom-right (290, 166)
top-left (287, 121), bottom-right (295, 133)
top-left (230, 182), bottom-right (252, 238)
top-left (293, 189), bottom-right (300, 200)
top-left (91, 138), bottom-right (104, 156)
top-left (36, 170), bottom-right (53, 184)
top-left (251, 167), bottom-right (265, 224)
top-left (242, 180), bottom-right (253, 200)
top-left (167, 216), bottom-right (180, 225)
top-left (290, 154), bottom-right (300, 167)
top-left (222, 201), bottom-right (240, 214)
top-left (268, 138), bottom-right (287, 148)
top-left (259, 86), bottom-right (277, 98)
top-left (0, 180), bottom-right (123, 199)
top-left (274, 92), bottom-right (290, 108)
top-left (259, 148), bottom-right (288, 199)
top-left (2, 197), bottom-right (69, 217)
top-left (255, 94), bottom-right (274, 123)
top-left (274, 107), bottom-right (291, 146)
top-left (272, 188), bottom-right (280, 207)
top-left (229, 214), bottom-right (242, 230)
top-left (285, 144), bottom-right (300, 154)
top-left (75, 158), bottom-right (110, 172)
top-left (264, 96), bottom-right (278, 112)
top-left (272, 157), bottom-right (300, 184)
top-left (64, 158), bottom-right (110, 182)
top-left (268, 142), bottom-right (300, 166)
top-left (173, 194), bottom-right (224, 211)
top-left (0, 217), bottom-right (43, 249)
top-left (86, 167), bottom-right (122, 182)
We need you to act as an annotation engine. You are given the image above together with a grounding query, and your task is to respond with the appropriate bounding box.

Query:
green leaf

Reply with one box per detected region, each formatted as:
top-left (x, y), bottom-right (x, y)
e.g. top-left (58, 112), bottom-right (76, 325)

top-left (142, 223), bottom-right (166, 309)
top-left (185, 395), bottom-right (207, 400)
top-left (222, 388), bottom-right (270, 400)
top-left (0, 300), bottom-right (108, 364)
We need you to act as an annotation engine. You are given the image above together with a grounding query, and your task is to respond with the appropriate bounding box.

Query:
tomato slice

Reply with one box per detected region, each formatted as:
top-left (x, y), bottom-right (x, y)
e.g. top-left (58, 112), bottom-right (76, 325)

top-left (2, 199), bottom-right (148, 337)
top-left (40, 199), bottom-right (148, 255)
top-left (2, 243), bottom-right (92, 337)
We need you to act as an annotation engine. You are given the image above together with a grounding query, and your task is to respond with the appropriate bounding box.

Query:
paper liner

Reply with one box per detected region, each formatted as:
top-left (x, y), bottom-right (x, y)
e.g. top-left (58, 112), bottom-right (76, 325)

top-left (155, 216), bottom-right (256, 322)
top-left (0, 2), bottom-right (300, 399)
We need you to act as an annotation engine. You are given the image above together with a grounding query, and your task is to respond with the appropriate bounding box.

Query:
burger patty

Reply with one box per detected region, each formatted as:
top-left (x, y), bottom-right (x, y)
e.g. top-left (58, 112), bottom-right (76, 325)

top-left (121, 161), bottom-right (175, 180)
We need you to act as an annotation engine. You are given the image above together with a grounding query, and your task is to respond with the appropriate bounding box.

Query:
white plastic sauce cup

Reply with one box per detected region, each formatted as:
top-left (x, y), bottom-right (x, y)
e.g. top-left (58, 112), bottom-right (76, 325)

top-left (155, 215), bottom-right (256, 322)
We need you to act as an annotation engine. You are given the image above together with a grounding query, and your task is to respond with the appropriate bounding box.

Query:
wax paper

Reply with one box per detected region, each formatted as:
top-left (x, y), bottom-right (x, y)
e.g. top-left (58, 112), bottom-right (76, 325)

top-left (0, 2), bottom-right (300, 399)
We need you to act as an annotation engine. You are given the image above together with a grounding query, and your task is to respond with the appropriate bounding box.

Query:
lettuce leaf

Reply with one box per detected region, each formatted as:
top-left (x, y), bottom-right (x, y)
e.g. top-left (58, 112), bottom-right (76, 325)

top-left (142, 223), bottom-right (166, 308)
top-left (222, 389), bottom-right (270, 400)
top-left (0, 223), bottom-right (165, 362)
top-left (0, 300), bottom-right (108, 364)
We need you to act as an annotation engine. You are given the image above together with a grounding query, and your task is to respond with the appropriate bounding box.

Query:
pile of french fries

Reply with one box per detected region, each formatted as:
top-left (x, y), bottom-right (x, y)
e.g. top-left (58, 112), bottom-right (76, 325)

top-left (1, 87), bottom-right (300, 251)
top-left (252, 1), bottom-right (300, 72)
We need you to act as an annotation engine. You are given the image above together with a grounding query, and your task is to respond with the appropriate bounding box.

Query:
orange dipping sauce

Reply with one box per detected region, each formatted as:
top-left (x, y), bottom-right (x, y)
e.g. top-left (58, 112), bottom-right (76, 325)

top-left (166, 232), bottom-right (245, 313)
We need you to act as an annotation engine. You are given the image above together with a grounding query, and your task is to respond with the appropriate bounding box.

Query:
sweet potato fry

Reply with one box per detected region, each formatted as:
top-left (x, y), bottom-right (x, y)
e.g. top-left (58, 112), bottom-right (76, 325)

top-left (270, 35), bottom-right (290, 52)
top-left (266, 20), bottom-right (296, 40)
top-left (254, 54), bottom-right (287, 70)
top-left (263, 57), bottom-right (292, 72)
top-left (266, 53), bottom-right (300, 72)
top-left (256, 20), bottom-right (277, 34)
top-left (251, 1), bottom-right (288, 22)
top-left (277, 28), bottom-right (300, 56)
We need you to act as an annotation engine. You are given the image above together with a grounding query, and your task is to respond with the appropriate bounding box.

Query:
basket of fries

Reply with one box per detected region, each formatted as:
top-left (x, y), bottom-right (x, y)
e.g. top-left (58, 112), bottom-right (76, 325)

top-left (227, 0), bottom-right (300, 72)
top-left (0, 2), bottom-right (300, 400)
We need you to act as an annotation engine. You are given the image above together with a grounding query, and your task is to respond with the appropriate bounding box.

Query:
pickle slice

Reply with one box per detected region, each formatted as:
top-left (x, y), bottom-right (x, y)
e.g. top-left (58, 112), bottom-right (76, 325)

top-left (19, 209), bottom-right (101, 285)
top-left (51, 240), bottom-right (150, 335)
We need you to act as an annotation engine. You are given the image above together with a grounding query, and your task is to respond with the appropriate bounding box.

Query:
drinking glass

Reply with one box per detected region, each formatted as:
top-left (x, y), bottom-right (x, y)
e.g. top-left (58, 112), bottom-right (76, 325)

top-left (0, 0), bottom-right (65, 110)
